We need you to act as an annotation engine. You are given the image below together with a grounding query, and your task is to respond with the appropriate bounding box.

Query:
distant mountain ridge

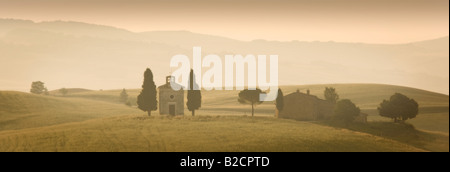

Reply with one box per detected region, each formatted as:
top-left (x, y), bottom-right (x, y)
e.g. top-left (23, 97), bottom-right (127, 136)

top-left (0, 19), bottom-right (448, 94)
top-left (1, 19), bottom-right (447, 44)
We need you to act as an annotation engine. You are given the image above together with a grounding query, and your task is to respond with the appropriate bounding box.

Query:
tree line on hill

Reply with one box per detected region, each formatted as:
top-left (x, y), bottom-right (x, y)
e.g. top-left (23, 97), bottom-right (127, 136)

top-left (239, 85), bottom-right (418, 124)
top-left (30, 81), bottom-right (68, 96)
top-left (30, 68), bottom-right (419, 123)
top-left (272, 86), bottom-right (418, 124)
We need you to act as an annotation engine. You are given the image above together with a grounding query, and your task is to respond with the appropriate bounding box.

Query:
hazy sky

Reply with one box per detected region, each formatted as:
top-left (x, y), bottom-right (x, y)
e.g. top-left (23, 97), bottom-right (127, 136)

top-left (0, 0), bottom-right (448, 43)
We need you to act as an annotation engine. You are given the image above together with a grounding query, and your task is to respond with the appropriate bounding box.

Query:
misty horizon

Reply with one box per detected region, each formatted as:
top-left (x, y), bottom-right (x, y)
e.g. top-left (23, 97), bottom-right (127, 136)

top-left (0, 18), bottom-right (448, 95)
top-left (1, 18), bottom-right (448, 45)
top-left (0, 0), bottom-right (448, 44)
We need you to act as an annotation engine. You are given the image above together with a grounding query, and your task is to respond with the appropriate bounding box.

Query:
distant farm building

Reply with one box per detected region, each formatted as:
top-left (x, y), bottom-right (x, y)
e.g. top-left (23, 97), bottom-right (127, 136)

top-left (278, 90), bottom-right (334, 120)
top-left (278, 90), bottom-right (367, 123)
top-left (158, 76), bottom-right (184, 115)
top-left (354, 112), bottom-right (368, 123)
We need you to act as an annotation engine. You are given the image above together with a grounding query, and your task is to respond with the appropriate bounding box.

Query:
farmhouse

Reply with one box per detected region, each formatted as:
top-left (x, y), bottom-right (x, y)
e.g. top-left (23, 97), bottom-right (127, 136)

top-left (278, 89), bottom-right (368, 123)
top-left (278, 90), bottom-right (334, 120)
top-left (159, 76), bottom-right (184, 115)
top-left (354, 112), bottom-right (368, 123)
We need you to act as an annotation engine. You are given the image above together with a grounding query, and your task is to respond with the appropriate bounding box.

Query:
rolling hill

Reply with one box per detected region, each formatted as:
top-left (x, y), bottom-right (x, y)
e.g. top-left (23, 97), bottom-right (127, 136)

top-left (49, 88), bottom-right (92, 95)
top-left (67, 84), bottom-right (449, 109)
top-left (0, 115), bottom-right (428, 152)
top-left (61, 84), bottom-right (449, 133)
top-left (0, 83), bottom-right (448, 152)
top-left (0, 91), bottom-right (140, 131)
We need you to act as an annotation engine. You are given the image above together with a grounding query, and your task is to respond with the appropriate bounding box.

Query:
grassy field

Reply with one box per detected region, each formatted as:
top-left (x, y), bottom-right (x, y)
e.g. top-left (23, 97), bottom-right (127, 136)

top-left (364, 107), bottom-right (449, 133)
top-left (319, 120), bottom-right (448, 152)
top-left (0, 91), bottom-right (140, 131)
top-left (0, 115), bottom-right (426, 152)
top-left (0, 84), bottom-right (448, 152)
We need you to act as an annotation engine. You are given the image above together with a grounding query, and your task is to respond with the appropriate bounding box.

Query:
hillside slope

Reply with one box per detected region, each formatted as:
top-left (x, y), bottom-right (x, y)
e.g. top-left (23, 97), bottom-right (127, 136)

top-left (0, 84), bottom-right (447, 152)
top-left (0, 115), bottom-right (427, 152)
top-left (0, 91), bottom-right (140, 131)
top-left (67, 84), bottom-right (449, 109)
top-left (66, 84), bottom-right (449, 133)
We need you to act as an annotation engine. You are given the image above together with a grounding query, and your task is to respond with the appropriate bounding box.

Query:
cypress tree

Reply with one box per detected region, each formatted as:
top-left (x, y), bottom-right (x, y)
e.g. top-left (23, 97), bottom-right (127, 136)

top-left (137, 68), bottom-right (158, 116)
top-left (186, 69), bottom-right (202, 116)
top-left (276, 88), bottom-right (284, 111)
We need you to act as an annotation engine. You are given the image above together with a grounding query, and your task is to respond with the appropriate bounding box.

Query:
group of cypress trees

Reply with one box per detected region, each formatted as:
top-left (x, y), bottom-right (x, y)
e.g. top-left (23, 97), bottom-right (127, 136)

top-left (137, 68), bottom-right (201, 116)
top-left (136, 67), bottom-right (283, 117)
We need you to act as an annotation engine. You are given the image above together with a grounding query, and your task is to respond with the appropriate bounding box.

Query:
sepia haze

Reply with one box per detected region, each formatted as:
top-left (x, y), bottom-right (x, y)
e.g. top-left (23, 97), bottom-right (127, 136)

top-left (0, 0), bottom-right (448, 153)
top-left (1, 0), bottom-right (448, 94)
top-left (0, 0), bottom-right (448, 44)
top-left (0, 19), bottom-right (448, 95)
